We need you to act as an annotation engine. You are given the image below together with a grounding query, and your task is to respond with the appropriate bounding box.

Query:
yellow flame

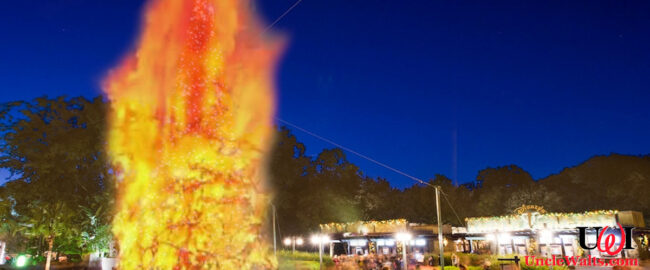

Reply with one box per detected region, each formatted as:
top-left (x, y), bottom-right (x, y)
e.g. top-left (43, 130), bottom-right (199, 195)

top-left (103, 0), bottom-right (279, 268)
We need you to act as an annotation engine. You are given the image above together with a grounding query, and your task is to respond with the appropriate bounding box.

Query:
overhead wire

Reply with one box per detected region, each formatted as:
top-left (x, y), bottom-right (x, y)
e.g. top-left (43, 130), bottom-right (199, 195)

top-left (264, 0), bottom-right (467, 227)
top-left (277, 118), bottom-right (466, 226)
top-left (276, 118), bottom-right (435, 188)
top-left (264, 0), bottom-right (303, 33)
top-left (440, 190), bottom-right (466, 226)
top-left (264, 0), bottom-right (302, 248)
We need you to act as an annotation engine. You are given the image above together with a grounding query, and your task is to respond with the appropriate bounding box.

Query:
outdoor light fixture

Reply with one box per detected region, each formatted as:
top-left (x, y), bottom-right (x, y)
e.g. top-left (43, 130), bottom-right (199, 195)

top-left (486, 234), bottom-right (496, 241)
top-left (310, 234), bottom-right (330, 245)
top-left (395, 232), bottom-right (413, 242)
top-left (395, 232), bottom-right (413, 270)
top-left (539, 229), bottom-right (554, 257)
top-left (498, 233), bottom-right (511, 242)
top-left (310, 235), bottom-right (318, 244)
top-left (15, 255), bottom-right (27, 267)
top-left (409, 239), bottom-right (428, 246)
top-left (310, 234), bottom-right (330, 269)
top-left (284, 236), bottom-right (304, 253)
top-left (540, 230), bottom-right (553, 244)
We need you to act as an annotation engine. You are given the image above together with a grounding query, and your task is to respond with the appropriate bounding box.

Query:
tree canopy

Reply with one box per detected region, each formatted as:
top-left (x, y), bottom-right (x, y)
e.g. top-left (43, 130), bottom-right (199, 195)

top-left (2, 96), bottom-right (649, 256)
top-left (0, 97), bottom-right (113, 258)
top-left (267, 126), bottom-right (650, 236)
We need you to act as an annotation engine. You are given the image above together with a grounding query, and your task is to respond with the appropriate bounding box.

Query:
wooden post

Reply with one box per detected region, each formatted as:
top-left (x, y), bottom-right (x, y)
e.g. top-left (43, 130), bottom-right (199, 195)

top-left (436, 187), bottom-right (445, 269)
top-left (45, 236), bottom-right (54, 270)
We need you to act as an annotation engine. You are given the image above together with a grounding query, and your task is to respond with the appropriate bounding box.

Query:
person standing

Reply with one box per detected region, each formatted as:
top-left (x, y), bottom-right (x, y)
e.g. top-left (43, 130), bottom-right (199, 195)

top-left (427, 256), bottom-right (435, 267)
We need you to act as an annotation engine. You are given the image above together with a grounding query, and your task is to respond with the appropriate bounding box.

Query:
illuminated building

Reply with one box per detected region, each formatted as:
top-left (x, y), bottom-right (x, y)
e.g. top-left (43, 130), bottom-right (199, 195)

top-left (456, 205), bottom-right (649, 258)
top-left (319, 219), bottom-right (459, 256)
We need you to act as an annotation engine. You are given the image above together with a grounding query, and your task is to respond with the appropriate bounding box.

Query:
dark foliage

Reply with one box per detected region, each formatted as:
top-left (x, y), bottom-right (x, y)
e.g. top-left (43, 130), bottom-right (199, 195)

top-left (0, 97), bottom-right (113, 256)
top-left (269, 128), bottom-right (650, 235)
top-left (2, 96), bottom-right (649, 252)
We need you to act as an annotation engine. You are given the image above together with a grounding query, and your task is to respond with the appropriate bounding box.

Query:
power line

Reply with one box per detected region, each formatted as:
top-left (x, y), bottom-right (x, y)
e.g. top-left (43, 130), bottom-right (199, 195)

top-left (440, 190), bottom-right (466, 226)
top-left (276, 118), bottom-right (433, 187)
top-left (276, 118), bottom-right (467, 226)
top-left (265, 0), bottom-right (467, 227)
top-left (264, 0), bottom-right (303, 33)
top-left (264, 1), bottom-right (300, 251)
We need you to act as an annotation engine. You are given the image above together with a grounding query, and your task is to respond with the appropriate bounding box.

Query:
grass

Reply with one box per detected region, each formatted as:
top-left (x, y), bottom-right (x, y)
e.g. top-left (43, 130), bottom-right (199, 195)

top-left (278, 260), bottom-right (322, 270)
top-left (277, 250), bottom-right (334, 269)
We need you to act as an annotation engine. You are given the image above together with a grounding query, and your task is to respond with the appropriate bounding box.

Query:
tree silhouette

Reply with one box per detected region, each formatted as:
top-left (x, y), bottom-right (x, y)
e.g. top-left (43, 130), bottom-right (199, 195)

top-left (0, 97), bottom-right (113, 262)
top-left (2, 96), bottom-right (650, 252)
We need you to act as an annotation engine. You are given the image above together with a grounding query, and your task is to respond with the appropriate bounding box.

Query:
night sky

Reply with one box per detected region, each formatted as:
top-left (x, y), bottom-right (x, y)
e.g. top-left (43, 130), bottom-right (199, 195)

top-left (1, 0), bottom-right (649, 187)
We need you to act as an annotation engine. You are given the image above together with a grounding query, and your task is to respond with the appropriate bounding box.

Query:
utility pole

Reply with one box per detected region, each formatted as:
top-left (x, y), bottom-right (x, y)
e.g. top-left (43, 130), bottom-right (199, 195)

top-left (318, 239), bottom-right (324, 270)
top-left (272, 204), bottom-right (277, 257)
top-left (435, 186), bottom-right (445, 269)
top-left (402, 240), bottom-right (408, 270)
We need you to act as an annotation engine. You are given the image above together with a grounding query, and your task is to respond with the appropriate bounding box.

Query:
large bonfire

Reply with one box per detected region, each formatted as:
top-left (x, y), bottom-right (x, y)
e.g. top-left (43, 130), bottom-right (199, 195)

top-left (103, 0), bottom-right (280, 268)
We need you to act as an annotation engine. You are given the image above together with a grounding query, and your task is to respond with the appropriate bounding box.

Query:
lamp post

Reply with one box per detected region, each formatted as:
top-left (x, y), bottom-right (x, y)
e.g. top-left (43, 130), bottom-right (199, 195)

top-left (311, 234), bottom-right (330, 270)
top-left (485, 233), bottom-right (496, 255)
top-left (272, 204), bottom-right (277, 257)
top-left (396, 232), bottom-right (412, 270)
top-left (435, 186), bottom-right (445, 269)
top-left (540, 229), bottom-right (553, 257)
top-left (283, 236), bottom-right (304, 253)
top-left (498, 233), bottom-right (511, 255)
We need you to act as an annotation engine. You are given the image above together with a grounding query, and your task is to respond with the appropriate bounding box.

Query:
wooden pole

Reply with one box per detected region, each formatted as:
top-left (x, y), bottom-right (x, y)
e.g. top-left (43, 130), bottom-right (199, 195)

top-left (436, 187), bottom-right (445, 269)
top-left (45, 236), bottom-right (54, 270)
top-left (272, 204), bottom-right (277, 257)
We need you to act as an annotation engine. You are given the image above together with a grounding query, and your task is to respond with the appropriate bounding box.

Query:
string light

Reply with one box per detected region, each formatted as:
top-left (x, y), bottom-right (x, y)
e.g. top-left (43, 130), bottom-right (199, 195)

top-left (466, 210), bottom-right (619, 233)
top-left (320, 219), bottom-right (408, 234)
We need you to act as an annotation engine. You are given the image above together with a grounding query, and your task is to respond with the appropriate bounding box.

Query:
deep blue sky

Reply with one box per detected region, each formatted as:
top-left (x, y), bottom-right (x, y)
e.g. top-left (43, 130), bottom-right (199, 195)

top-left (1, 0), bottom-right (649, 187)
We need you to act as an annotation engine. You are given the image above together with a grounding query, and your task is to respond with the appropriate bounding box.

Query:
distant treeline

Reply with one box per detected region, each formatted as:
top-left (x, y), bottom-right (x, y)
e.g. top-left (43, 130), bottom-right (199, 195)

top-left (0, 97), bottom-right (648, 256)
top-left (269, 128), bottom-right (650, 235)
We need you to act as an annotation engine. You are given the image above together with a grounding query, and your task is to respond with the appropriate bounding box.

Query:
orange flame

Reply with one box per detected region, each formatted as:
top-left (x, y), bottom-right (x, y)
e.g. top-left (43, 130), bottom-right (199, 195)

top-left (103, 0), bottom-right (279, 268)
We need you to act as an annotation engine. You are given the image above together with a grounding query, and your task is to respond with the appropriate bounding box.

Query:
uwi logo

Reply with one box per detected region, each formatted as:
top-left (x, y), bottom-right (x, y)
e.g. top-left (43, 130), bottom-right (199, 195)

top-left (577, 223), bottom-right (634, 256)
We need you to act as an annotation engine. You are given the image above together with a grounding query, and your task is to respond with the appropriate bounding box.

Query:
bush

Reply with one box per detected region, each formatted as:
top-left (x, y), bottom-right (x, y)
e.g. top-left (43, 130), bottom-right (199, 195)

top-left (67, 254), bottom-right (83, 263)
top-left (424, 253), bottom-right (494, 267)
top-left (460, 253), bottom-right (491, 266)
top-left (33, 255), bottom-right (46, 264)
